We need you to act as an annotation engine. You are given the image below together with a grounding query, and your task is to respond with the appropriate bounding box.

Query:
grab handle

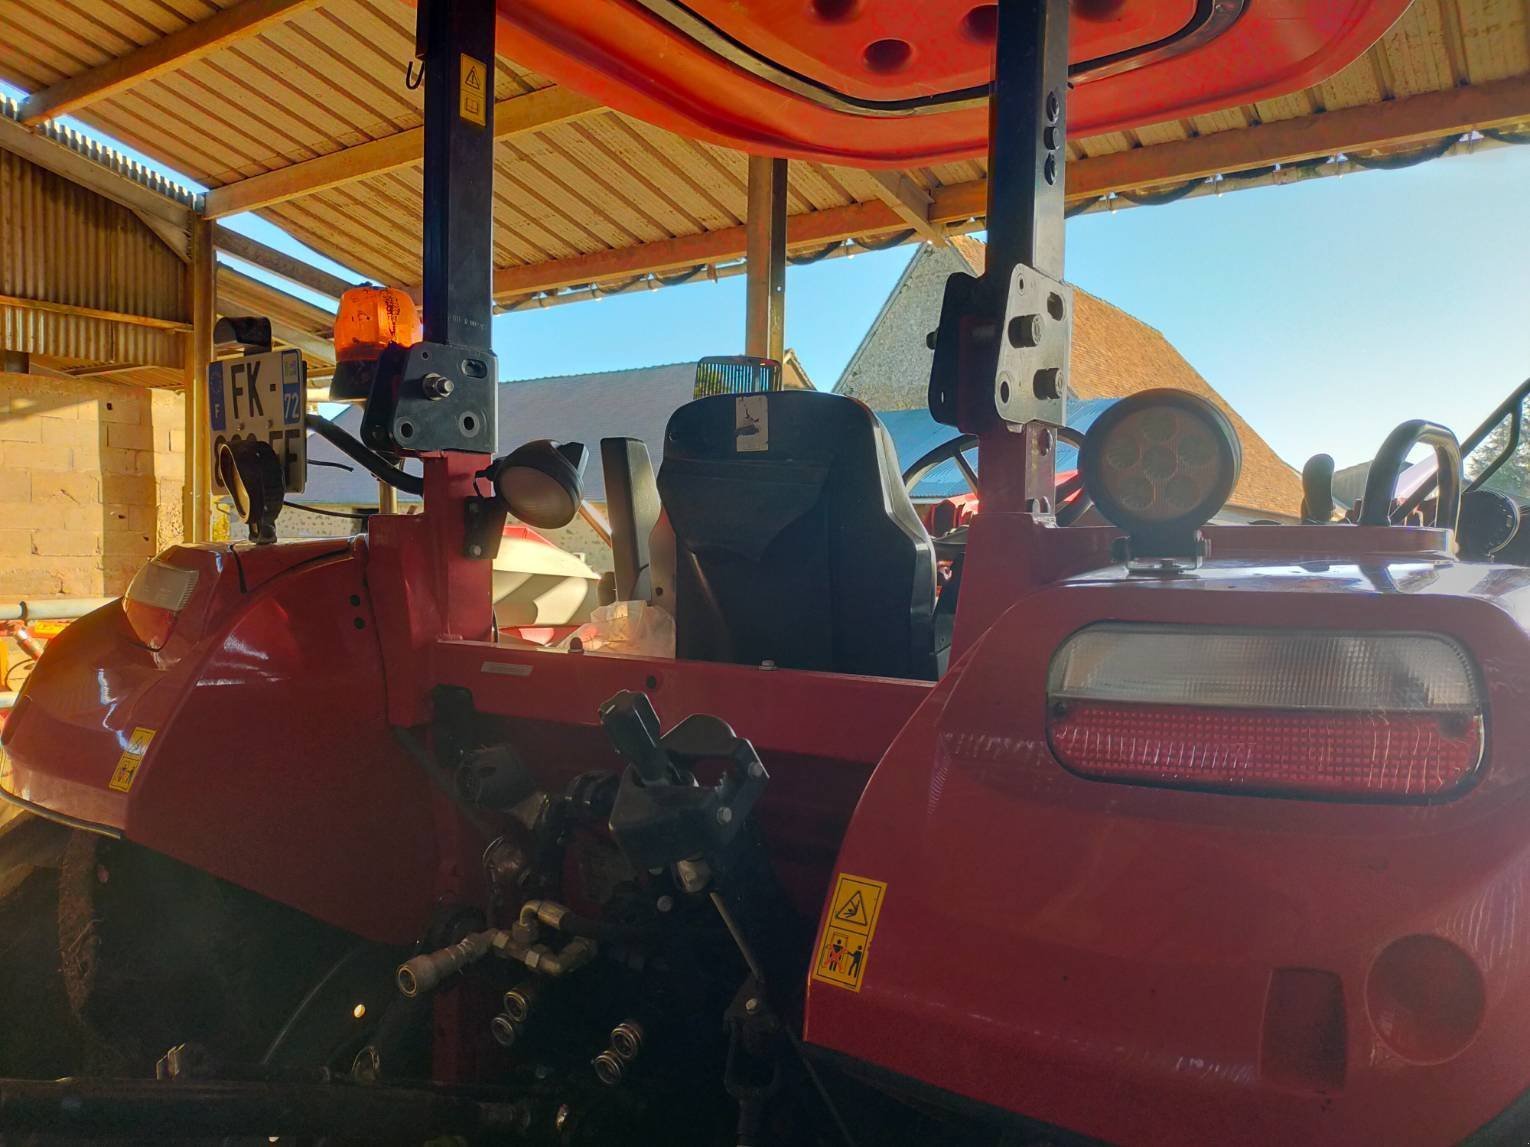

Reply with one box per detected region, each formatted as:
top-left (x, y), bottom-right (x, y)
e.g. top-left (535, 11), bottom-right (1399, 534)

top-left (1359, 421), bottom-right (1462, 531)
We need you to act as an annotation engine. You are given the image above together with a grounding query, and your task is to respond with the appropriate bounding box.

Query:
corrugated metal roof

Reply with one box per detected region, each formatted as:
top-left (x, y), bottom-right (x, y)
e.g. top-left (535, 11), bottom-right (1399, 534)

top-left (0, 144), bottom-right (185, 371)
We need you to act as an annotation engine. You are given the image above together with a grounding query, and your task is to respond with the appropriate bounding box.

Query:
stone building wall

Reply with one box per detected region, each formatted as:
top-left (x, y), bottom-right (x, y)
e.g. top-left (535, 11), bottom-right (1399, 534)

top-left (0, 372), bottom-right (184, 599)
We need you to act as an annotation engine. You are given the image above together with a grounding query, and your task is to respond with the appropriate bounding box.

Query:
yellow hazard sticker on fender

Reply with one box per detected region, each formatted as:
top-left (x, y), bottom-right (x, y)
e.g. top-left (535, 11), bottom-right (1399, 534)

top-left (812, 873), bottom-right (887, 992)
top-left (108, 727), bottom-right (156, 793)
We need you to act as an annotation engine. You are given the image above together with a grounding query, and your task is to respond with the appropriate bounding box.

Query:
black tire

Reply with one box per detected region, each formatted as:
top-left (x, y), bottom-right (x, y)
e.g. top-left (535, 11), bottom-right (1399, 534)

top-left (55, 833), bottom-right (385, 1077)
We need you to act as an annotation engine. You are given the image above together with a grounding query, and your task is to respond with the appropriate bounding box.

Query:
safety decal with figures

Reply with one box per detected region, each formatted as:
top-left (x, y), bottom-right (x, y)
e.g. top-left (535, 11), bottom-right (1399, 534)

top-left (812, 873), bottom-right (887, 992)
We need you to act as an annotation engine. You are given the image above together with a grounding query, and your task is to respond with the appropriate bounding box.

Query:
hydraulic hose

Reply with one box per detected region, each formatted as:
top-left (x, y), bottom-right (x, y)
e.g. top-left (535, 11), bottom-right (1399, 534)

top-left (304, 413), bottom-right (424, 497)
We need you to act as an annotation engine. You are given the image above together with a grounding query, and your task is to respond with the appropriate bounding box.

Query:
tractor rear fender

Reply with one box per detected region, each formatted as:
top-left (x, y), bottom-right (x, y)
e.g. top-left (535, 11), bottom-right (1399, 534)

top-left (0, 538), bottom-right (450, 945)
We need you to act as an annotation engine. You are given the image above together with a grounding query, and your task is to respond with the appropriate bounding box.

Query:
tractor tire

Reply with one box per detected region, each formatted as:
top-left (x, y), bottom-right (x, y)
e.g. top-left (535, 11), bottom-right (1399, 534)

top-left (0, 811), bottom-right (82, 1080)
top-left (55, 832), bottom-right (384, 1078)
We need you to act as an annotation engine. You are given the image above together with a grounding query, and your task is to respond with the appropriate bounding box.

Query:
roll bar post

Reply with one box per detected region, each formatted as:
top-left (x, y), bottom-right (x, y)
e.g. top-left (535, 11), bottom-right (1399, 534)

top-left (927, 0), bottom-right (1072, 515)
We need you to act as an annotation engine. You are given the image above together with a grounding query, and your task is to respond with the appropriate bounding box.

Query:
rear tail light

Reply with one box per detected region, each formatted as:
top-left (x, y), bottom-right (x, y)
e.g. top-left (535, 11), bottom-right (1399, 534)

top-left (123, 559), bottom-right (200, 650)
top-left (1047, 626), bottom-right (1483, 800)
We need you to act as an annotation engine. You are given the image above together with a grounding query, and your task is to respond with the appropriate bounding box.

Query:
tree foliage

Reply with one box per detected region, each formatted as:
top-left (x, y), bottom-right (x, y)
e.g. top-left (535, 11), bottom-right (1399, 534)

top-left (1465, 403), bottom-right (1530, 499)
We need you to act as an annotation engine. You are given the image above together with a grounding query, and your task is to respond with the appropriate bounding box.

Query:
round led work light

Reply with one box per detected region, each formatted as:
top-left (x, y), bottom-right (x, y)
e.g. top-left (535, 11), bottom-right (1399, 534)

top-left (1080, 389), bottom-right (1241, 555)
top-left (491, 440), bottom-right (588, 529)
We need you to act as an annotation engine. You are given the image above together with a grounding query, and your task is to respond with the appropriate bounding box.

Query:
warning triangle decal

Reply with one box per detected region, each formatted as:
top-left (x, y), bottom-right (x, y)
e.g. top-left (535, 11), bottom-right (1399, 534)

top-left (836, 890), bottom-right (869, 926)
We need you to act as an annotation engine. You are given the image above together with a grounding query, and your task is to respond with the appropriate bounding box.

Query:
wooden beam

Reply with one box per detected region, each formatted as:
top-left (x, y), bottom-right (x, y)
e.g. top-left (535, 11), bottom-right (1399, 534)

top-left (1065, 71), bottom-right (1530, 199)
top-left (268, 320), bottom-right (336, 367)
top-left (213, 224), bottom-right (357, 299)
top-left (19, 0), bottom-right (326, 125)
top-left (493, 199), bottom-right (905, 300)
top-left (185, 219), bottom-right (215, 544)
top-left (864, 170), bottom-right (943, 244)
top-left (203, 87), bottom-right (600, 218)
top-left (0, 291), bottom-right (191, 332)
top-left (0, 113), bottom-right (191, 231)
top-left (216, 267), bottom-right (336, 339)
top-left (928, 73), bottom-right (1530, 223)
top-left (496, 72), bottom-right (1530, 302)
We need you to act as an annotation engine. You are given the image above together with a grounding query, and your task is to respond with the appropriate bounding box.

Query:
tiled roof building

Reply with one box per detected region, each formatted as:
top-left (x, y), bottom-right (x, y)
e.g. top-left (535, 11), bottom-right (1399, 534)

top-left (835, 236), bottom-right (1301, 519)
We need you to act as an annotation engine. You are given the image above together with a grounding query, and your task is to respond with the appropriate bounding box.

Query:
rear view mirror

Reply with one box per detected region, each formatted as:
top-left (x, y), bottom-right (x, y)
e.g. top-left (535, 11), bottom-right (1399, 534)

top-left (492, 440), bottom-right (588, 528)
top-left (218, 439), bottom-right (285, 544)
top-left (694, 355), bottom-right (782, 399)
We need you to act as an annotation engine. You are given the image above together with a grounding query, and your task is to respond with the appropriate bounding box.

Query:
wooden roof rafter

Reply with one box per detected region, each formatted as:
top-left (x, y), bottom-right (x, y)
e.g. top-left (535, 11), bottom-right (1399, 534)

top-left (18, 0), bottom-right (329, 125)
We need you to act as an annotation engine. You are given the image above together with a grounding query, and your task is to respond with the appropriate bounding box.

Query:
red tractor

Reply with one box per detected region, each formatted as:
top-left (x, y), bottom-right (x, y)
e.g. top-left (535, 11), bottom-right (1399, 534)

top-left (3, 2), bottom-right (1526, 1144)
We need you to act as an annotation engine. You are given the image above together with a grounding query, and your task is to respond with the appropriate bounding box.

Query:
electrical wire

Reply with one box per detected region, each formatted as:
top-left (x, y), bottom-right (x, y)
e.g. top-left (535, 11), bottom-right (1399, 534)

top-left (288, 504), bottom-right (372, 521)
top-left (1346, 136), bottom-right (1457, 170)
top-left (1483, 126), bottom-right (1530, 146)
top-left (846, 229), bottom-right (916, 253)
top-left (304, 414), bottom-right (423, 496)
top-left (787, 243), bottom-right (842, 266)
top-left (1120, 181), bottom-right (1202, 206)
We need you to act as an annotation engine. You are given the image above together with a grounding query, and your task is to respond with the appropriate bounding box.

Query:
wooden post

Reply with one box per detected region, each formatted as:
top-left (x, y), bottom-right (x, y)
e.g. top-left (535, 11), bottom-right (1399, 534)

top-left (183, 217), bottom-right (215, 543)
top-left (744, 156), bottom-right (787, 360)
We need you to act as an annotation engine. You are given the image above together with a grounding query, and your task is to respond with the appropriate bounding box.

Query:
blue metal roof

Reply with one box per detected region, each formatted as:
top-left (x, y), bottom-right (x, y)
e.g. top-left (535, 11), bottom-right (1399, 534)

top-left (881, 397), bottom-right (1118, 499)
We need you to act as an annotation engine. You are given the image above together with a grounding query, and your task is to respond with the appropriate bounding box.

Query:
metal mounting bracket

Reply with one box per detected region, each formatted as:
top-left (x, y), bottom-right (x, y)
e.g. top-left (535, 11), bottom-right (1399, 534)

top-left (995, 264), bottom-right (1071, 426)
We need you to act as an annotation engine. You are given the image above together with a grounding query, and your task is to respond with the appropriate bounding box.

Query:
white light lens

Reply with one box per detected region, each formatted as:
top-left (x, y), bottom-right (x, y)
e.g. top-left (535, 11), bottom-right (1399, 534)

top-left (1049, 626), bottom-right (1479, 713)
top-left (125, 559), bottom-right (199, 612)
top-left (1047, 626), bottom-right (1485, 799)
top-left (123, 559), bottom-right (199, 650)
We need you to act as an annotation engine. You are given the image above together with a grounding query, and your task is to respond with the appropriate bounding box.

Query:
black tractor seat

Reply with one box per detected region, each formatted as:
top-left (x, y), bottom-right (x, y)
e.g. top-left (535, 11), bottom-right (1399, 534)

top-left (655, 389), bottom-right (938, 681)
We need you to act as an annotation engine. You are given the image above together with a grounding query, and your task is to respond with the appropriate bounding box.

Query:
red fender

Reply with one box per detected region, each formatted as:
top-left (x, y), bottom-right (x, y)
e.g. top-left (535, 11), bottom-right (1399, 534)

top-left (0, 539), bottom-right (464, 945)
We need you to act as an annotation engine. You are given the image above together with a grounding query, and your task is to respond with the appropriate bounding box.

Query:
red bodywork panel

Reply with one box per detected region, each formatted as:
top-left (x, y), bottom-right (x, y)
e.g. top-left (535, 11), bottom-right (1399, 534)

top-left (807, 559), bottom-right (1530, 1145)
top-left (0, 540), bottom-right (455, 944)
top-left (488, 0), bottom-right (1411, 165)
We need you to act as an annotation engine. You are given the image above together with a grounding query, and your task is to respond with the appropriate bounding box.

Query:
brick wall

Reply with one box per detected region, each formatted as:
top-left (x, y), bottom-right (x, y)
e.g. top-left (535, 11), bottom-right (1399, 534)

top-left (0, 372), bottom-right (184, 599)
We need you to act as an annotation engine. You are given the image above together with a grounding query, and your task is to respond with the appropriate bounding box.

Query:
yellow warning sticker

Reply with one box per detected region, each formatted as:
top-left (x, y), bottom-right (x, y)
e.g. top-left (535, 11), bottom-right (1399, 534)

top-left (459, 53), bottom-right (488, 126)
top-left (812, 873), bottom-right (887, 992)
top-left (108, 727), bottom-right (156, 793)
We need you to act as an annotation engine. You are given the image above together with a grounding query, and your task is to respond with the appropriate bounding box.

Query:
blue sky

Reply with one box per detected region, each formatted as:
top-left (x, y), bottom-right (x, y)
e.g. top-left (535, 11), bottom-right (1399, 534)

top-left (7, 78), bottom-right (1526, 469)
top-left (502, 144), bottom-right (1530, 469)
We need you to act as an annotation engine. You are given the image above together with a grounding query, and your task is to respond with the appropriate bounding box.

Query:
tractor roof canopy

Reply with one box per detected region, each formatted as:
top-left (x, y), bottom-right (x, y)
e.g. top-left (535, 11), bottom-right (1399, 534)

top-left (492, 1), bottom-right (1414, 165)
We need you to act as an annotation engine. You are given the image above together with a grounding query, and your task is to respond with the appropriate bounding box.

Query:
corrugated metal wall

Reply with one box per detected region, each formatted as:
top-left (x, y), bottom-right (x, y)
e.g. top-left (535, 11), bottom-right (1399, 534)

top-left (0, 149), bottom-right (185, 369)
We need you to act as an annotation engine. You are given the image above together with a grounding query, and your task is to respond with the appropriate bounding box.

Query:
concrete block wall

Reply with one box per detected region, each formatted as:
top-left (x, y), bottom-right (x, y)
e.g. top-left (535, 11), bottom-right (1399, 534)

top-left (0, 372), bottom-right (185, 599)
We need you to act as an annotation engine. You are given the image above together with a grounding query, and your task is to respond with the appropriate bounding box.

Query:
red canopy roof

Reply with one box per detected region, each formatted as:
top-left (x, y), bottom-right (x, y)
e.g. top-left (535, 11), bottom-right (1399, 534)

top-left (491, 1), bottom-right (1412, 166)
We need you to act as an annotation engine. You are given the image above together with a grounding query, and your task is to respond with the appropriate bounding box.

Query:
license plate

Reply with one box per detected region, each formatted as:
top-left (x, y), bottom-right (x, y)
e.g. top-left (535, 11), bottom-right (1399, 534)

top-left (208, 348), bottom-right (307, 494)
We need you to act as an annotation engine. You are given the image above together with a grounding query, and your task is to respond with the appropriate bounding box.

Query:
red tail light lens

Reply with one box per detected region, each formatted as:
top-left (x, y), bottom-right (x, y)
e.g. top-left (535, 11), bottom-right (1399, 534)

top-left (1047, 626), bottom-right (1484, 800)
top-left (123, 559), bottom-right (199, 651)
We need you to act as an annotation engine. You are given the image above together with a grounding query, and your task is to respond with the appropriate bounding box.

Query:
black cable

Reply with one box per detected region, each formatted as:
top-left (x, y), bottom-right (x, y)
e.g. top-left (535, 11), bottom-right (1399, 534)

top-left (1220, 164), bottom-right (1278, 182)
top-left (289, 504), bottom-right (373, 521)
top-left (308, 458), bottom-right (355, 471)
top-left (1121, 181), bottom-right (1202, 206)
top-left (1064, 195), bottom-right (1103, 217)
top-left (847, 229), bottom-right (915, 253)
top-left (1483, 127), bottom-right (1530, 146)
top-left (304, 413), bottom-right (423, 496)
top-left (1346, 136), bottom-right (1457, 170)
top-left (655, 265), bottom-right (707, 287)
top-left (787, 243), bottom-right (842, 266)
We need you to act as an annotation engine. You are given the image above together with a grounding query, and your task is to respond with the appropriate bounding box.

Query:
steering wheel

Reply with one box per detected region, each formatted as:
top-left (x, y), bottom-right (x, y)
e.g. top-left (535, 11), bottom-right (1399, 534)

top-left (901, 427), bottom-right (1093, 546)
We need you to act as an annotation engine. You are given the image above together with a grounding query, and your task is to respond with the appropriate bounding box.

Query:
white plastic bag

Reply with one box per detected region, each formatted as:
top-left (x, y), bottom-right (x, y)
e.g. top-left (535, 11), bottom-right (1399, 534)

top-left (565, 600), bottom-right (676, 658)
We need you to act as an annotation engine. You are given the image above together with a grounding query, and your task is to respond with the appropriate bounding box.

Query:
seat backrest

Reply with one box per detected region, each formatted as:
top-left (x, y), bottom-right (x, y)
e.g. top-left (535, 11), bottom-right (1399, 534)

top-left (657, 390), bottom-right (937, 680)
